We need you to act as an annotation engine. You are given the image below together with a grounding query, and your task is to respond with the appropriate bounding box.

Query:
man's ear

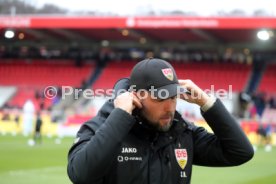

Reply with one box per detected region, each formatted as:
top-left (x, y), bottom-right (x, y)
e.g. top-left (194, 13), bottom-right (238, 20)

top-left (137, 91), bottom-right (147, 101)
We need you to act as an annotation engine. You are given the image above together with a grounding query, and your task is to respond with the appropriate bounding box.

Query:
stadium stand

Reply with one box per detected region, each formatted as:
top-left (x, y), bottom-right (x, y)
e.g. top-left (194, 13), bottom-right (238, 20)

top-left (0, 59), bottom-right (94, 110)
top-left (92, 61), bottom-right (251, 92)
top-left (172, 62), bottom-right (251, 92)
top-left (0, 86), bottom-right (16, 108)
top-left (92, 61), bottom-right (137, 90)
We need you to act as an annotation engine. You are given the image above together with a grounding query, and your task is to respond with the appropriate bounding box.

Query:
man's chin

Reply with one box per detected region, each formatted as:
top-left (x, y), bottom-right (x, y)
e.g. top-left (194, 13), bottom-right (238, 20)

top-left (157, 121), bottom-right (172, 132)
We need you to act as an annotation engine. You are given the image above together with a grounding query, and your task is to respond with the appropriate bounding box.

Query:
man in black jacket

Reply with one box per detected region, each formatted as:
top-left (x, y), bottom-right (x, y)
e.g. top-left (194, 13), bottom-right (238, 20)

top-left (67, 58), bottom-right (254, 184)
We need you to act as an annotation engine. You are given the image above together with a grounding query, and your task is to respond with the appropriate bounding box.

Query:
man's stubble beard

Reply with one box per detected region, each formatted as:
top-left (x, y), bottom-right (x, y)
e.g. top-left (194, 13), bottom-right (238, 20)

top-left (139, 111), bottom-right (174, 132)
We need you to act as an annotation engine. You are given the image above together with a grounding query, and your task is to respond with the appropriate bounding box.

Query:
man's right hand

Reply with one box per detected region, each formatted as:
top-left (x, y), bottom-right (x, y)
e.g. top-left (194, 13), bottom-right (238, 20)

top-left (114, 92), bottom-right (142, 114)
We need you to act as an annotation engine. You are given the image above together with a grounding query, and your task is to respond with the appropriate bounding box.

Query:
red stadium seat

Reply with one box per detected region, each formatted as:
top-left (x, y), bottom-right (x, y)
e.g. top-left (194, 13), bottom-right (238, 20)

top-left (258, 64), bottom-right (276, 92)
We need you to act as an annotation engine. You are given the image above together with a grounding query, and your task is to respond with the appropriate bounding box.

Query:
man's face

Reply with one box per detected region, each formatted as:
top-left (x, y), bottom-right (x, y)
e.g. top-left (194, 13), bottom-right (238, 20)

top-left (139, 91), bottom-right (176, 132)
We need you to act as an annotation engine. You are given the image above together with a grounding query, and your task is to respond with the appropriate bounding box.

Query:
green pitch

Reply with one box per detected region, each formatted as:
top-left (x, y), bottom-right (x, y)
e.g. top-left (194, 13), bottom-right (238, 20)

top-left (192, 145), bottom-right (276, 184)
top-left (0, 135), bottom-right (73, 184)
top-left (0, 135), bottom-right (276, 184)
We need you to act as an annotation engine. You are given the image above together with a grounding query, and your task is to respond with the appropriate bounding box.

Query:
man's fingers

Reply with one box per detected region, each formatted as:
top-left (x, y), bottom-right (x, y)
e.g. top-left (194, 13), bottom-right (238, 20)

top-left (178, 79), bottom-right (193, 91)
top-left (132, 93), bottom-right (142, 109)
top-left (178, 79), bottom-right (192, 85)
top-left (114, 92), bottom-right (138, 114)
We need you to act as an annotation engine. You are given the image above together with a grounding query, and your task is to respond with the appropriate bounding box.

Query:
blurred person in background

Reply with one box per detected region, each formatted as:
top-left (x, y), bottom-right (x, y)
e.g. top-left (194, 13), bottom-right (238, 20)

top-left (34, 112), bottom-right (43, 145)
top-left (22, 99), bottom-right (35, 136)
top-left (268, 96), bottom-right (276, 109)
top-left (252, 92), bottom-right (267, 118)
top-left (1, 109), bottom-right (11, 121)
top-left (256, 123), bottom-right (273, 152)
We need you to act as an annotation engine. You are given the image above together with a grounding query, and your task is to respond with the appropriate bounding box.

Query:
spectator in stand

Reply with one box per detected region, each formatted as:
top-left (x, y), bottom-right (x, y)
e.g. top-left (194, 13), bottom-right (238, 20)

top-left (238, 92), bottom-right (251, 118)
top-left (252, 92), bottom-right (267, 118)
top-left (1, 109), bottom-right (11, 121)
top-left (269, 96), bottom-right (276, 109)
top-left (247, 101), bottom-right (258, 120)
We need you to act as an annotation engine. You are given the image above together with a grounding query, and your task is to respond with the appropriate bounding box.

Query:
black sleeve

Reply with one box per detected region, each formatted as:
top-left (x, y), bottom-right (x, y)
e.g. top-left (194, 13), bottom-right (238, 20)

top-left (192, 99), bottom-right (254, 166)
top-left (67, 108), bottom-right (136, 184)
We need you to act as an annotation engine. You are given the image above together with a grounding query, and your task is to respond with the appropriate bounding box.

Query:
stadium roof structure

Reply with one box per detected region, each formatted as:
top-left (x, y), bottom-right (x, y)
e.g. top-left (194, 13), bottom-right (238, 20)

top-left (1, 16), bottom-right (276, 51)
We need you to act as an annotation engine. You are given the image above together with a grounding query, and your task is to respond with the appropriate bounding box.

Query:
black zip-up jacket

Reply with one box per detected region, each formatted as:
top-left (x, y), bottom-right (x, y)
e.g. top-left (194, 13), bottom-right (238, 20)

top-left (67, 79), bottom-right (254, 184)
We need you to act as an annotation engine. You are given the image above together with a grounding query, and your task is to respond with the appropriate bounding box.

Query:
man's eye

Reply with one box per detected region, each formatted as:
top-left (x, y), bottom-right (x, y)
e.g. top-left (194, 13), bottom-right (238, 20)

top-left (156, 98), bottom-right (165, 102)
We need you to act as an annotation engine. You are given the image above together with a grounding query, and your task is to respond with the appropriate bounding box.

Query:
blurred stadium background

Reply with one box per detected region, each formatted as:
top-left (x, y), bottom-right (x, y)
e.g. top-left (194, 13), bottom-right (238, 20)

top-left (0, 0), bottom-right (276, 183)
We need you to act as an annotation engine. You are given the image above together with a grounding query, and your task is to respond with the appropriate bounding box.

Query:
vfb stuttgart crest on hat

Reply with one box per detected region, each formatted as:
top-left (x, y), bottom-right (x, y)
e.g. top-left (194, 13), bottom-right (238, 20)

top-left (161, 68), bottom-right (174, 81)
top-left (175, 149), bottom-right (188, 170)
